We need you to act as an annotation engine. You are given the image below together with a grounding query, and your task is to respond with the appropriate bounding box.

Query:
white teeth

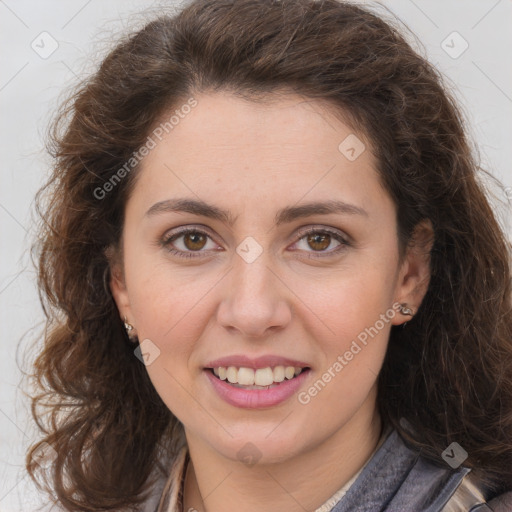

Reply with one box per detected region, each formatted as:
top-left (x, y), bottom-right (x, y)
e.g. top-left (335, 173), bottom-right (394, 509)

top-left (284, 366), bottom-right (295, 380)
top-left (273, 365), bottom-right (285, 382)
top-left (238, 367), bottom-right (255, 386)
top-left (254, 367), bottom-right (274, 386)
top-left (226, 366), bottom-right (238, 384)
top-left (211, 365), bottom-right (305, 386)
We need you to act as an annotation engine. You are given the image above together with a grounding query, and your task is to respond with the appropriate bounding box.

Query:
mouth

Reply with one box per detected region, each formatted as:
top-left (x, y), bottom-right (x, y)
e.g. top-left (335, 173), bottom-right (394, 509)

top-left (206, 365), bottom-right (311, 390)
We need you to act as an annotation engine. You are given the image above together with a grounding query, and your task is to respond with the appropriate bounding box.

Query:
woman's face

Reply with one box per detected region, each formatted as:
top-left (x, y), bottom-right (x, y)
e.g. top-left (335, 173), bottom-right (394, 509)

top-left (111, 91), bottom-right (430, 464)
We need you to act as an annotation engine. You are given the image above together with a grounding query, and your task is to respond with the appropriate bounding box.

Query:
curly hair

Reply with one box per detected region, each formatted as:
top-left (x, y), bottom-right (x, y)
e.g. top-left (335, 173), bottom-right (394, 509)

top-left (26, 0), bottom-right (512, 510)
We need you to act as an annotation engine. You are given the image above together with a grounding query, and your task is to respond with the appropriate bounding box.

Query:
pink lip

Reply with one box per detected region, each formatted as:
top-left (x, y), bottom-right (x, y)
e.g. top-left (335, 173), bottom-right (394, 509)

top-left (204, 368), bottom-right (311, 409)
top-left (205, 354), bottom-right (310, 370)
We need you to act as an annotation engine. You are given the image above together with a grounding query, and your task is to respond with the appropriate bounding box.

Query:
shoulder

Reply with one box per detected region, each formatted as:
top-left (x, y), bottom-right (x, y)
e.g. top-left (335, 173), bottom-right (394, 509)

top-left (332, 429), bottom-right (511, 512)
top-left (442, 474), bottom-right (512, 512)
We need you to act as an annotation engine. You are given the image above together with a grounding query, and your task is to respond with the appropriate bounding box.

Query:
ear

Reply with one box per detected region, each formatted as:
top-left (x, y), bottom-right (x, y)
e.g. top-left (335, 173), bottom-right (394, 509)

top-left (391, 219), bottom-right (434, 326)
top-left (106, 245), bottom-right (135, 330)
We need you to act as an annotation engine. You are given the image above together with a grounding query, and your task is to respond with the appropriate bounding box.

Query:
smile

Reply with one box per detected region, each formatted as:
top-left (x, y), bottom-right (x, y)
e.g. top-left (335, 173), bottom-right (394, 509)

top-left (204, 366), bottom-right (311, 408)
top-left (210, 365), bottom-right (306, 388)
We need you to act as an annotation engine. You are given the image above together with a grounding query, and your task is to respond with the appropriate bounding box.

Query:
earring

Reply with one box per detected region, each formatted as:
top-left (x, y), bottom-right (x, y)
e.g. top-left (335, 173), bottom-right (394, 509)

top-left (399, 303), bottom-right (414, 328)
top-left (399, 304), bottom-right (414, 316)
top-left (123, 316), bottom-right (133, 332)
top-left (123, 316), bottom-right (137, 341)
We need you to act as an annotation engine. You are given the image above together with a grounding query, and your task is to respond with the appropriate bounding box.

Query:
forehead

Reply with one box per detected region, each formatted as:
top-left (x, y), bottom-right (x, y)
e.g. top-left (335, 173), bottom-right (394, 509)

top-left (149, 91), bottom-right (369, 161)
top-left (128, 91), bottom-right (390, 220)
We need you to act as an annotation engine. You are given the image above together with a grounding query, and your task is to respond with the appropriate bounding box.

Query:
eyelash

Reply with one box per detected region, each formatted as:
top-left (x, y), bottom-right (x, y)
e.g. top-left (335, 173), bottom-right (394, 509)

top-left (160, 226), bottom-right (350, 260)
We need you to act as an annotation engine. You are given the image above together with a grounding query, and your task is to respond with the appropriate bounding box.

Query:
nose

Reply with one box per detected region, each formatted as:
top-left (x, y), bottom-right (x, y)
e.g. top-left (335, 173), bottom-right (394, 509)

top-left (216, 250), bottom-right (292, 339)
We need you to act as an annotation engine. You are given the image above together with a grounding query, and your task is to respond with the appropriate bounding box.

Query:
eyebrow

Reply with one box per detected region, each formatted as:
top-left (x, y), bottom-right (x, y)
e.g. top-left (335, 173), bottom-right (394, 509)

top-left (145, 198), bottom-right (368, 226)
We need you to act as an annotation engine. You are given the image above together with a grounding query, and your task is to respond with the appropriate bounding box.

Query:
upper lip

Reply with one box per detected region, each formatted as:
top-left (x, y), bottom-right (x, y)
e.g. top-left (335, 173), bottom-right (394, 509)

top-left (205, 355), bottom-right (310, 370)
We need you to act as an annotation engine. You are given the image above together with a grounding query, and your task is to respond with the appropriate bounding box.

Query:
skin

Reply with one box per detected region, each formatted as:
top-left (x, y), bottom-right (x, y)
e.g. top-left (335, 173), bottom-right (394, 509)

top-left (110, 91), bottom-right (433, 512)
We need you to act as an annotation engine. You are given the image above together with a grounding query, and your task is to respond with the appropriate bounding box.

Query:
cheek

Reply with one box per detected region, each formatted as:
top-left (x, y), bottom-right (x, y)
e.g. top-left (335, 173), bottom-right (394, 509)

top-left (290, 254), bottom-right (398, 353)
top-left (124, 265), bottom-right (217, 418)
top-left (125, 251), bottom-right (222, 341)
top-left (295, 273), bottom-right (394, 418)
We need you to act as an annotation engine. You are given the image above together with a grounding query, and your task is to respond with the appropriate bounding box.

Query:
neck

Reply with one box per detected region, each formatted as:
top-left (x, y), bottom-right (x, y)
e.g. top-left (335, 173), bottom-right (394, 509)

top-left (182, 388), bottom-right (382, 512)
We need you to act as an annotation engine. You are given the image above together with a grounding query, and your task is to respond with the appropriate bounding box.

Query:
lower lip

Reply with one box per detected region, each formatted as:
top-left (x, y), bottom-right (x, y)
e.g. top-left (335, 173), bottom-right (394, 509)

top-left (204, 369), bottom-right (310, 409)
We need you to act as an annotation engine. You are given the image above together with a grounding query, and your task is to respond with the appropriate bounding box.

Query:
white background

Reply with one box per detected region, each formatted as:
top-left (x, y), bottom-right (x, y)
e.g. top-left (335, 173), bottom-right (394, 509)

top-left (1, 1), bottom-right (511, 510)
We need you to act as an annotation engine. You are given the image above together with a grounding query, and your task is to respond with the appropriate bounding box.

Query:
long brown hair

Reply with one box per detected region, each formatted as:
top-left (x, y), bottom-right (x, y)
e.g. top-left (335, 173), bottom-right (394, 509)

top-left (26, 0), bottom-right (512, 509)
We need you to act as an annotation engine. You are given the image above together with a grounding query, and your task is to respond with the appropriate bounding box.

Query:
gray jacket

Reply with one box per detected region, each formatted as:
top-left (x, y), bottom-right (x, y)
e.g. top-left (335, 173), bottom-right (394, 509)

top-left (331, 429), bottom-right (512, 512)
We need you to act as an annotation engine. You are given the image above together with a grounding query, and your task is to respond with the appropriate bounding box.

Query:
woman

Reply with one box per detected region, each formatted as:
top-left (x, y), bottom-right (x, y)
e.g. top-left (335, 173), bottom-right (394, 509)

top-left (26, 0), bottom-right (512, 511)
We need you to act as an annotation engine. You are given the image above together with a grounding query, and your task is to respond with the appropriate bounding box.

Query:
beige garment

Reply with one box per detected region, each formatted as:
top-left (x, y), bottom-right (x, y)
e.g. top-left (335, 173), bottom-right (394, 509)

top-left (157, 427), bottom-right (391, 512)
top-left (441, 473), bottom-right (493, 512)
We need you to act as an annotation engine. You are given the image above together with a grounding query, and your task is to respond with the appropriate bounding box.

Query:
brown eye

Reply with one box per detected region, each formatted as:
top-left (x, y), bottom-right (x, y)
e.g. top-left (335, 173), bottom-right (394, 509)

top-left (291, 227), bottom-right (350, 258)
top-left (161, 227), bottom-right (220, 259)
top-left (306, 233), bottom-right (331, 251)
top-left (182, 232), bottom-right (208, 251)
